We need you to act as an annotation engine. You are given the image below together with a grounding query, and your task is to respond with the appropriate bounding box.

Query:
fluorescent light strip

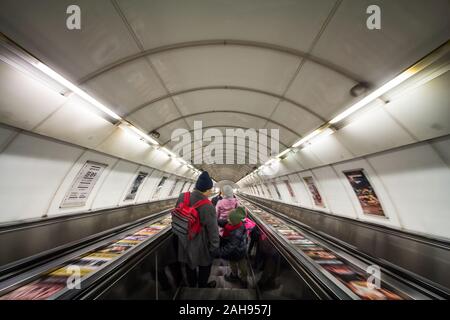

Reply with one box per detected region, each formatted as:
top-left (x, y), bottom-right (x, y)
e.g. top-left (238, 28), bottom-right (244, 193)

top-left (127, 125), bottom-right (159, 145)
top-left (277, 148), bottom-right (291, 158)
top-left (34, 62), bottom-right (122, 121)
top-left (161, 147), bottom-right (177, 157)
top-left (292, 129), bottom-right (324, 148)
top-left (329, 70), bottom-right (415, 124)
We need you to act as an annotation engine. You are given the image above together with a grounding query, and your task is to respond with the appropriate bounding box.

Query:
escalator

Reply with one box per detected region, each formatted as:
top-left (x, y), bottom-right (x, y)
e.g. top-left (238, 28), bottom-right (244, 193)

top-left (238, 195), bottom-right (449, 300)
top-left (0, 197), bottom-right (446, 300)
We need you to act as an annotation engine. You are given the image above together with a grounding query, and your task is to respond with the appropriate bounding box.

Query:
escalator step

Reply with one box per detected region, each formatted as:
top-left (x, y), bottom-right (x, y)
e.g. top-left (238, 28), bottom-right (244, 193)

top-left (177, 287), bottom-right (257, 300)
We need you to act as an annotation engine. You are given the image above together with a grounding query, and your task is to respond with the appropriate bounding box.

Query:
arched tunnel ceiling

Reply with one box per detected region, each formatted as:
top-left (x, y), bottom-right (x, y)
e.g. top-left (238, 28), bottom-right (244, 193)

top-left (0, 0), bottom-right (448, 182)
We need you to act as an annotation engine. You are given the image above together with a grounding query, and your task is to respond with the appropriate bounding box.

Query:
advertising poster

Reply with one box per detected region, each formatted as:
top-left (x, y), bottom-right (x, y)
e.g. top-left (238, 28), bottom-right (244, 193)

top-left (60, 161), bottom-right (107, 208)
top-left (0, 282), bottom-right (65, 300)
top-left (152, 176), bottom-right (168, 199)
top-left (302, 176), bottom-right (325, 208)
top-left (272, 182), bottom-right (282, 200)
top-left (344, 170), bottom-right (385, 217)
top-left (258, 184), bottom-right (265, 197)
top-left (180, 181), bottom-right (188, 194)
top-left (283, 179), bottom-right (297, 202)
top-left (264, 184), bottom-right (273, 198)
top-left (168, 179), bottom-right (179, 197)
top-left (124, 171), bottom-right (148, 201)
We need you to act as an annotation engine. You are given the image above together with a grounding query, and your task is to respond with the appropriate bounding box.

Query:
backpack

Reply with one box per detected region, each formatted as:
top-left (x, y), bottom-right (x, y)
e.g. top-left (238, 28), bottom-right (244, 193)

top-left (171, 192), bottom-right (211, 245)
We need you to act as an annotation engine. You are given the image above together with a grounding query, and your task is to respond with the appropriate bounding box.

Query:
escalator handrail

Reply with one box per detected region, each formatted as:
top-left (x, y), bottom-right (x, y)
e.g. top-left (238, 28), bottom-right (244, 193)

top-left (239, 193), bottom-right (450, 250)
top-left (240, 195), bottom-right (449, 299)
top-left (0, 208), bottom-right (171, 283)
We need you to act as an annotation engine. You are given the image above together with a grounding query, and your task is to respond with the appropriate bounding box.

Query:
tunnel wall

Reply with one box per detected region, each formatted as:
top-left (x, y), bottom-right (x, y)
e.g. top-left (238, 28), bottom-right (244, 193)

top-left (0, 125), bottom-right (193, 224)
top-left (240, 134), bottom-right (450, 239)
top-left (238, 69), bottom-right (450, 240)
top-left (0, 59), bottom-right (198, 182)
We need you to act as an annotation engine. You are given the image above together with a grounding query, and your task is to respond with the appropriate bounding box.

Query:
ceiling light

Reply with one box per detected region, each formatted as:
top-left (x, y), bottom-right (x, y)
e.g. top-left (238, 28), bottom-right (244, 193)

top-left (330, 69), bottom-right (416, 124)
top-left (277, 148), bottom-right (291, 159)
top-left (127, 124), bottom-right (159, 145)
top-left (292, 129), bottom-right (325, 148)
top-left (34, 62), bottom-right (122, 121)
top-left (161, 147), bottom-right (177, 157)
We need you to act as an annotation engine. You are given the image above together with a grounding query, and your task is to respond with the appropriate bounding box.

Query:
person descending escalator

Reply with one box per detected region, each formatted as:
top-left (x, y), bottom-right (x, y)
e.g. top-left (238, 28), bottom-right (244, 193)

top-left (217, 207), bottom-right (249, 288)
top-left (216, 185), bottom-right (239, 236)
top-left (172, 171), bottom-right (220, 288)
top-left (211, 191), bottom-right (223, 206)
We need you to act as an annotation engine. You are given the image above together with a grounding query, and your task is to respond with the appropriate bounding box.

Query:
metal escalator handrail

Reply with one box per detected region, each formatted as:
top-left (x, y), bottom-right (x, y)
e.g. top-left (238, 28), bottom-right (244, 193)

top-left (243, 208), bottom-right (352, 300)
top-left (0, 208), bottom-right (171, 286)
top-left (241, 195), bottom-right (449, 300)
top-left (58, 227), bottom-right (173, 300)
top-left (239, 194), bottom-right (450, 250)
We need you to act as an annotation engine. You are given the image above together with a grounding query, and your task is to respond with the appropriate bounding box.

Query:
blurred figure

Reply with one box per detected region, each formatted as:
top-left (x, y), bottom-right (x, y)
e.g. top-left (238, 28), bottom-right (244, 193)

top-left (211, 191), bottom-right (223, 206)
top-left (216, 185), bottom-right (239, 236)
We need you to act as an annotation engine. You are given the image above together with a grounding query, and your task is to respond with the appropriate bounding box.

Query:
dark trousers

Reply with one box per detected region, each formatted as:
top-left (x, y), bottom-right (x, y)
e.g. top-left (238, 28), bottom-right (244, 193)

top-left (185, 264), bottom-right (212, 288)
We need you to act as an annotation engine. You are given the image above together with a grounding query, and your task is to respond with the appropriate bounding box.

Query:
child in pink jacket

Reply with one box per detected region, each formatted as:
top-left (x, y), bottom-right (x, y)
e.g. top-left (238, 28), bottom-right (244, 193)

top-left (216, 185), bottom-right (239, 235)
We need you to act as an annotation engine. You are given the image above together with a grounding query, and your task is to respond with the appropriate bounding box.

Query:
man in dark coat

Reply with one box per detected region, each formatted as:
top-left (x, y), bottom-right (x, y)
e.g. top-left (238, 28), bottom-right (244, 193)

top-left (175, 171), bottom-right (219, 288)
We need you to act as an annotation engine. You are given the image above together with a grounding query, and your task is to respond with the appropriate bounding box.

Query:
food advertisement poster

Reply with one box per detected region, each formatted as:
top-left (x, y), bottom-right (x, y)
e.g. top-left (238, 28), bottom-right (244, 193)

top-left (302, 176), bottom-right (325, 208)
top-left (344, 170), bottom-right (385, 217)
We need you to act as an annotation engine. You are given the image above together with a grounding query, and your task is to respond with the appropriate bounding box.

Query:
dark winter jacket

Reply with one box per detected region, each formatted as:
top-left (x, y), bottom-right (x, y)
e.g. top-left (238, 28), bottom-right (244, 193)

top-left (211, 194), bottom-right (223, 206)
top-left (175, 190), bottom-right (220, 268)
top-left (218, 219), bottom-right (247, 261)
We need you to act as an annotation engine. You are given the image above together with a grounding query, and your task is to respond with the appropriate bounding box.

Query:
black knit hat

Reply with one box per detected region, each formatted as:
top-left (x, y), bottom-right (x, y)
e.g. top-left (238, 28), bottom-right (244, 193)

top-left (195, 171), bottom-right (214, 192)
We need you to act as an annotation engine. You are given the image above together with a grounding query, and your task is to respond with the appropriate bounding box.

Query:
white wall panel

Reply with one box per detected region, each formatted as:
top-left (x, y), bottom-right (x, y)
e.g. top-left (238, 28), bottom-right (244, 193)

top-left (47, 151), bottom-right (118, 216)
top-left (336, 104), bottom-right (416, 157)
top-left (0, 60), bottom-right (66, 130)
top-left (91, 160), bottom-right (139, 210)
top-left (288, 174), bottom-right (312, 207)
top-left (0, 133), bottom-right (83, 223)
top-left (34, 95), bottom-right (116, 149)
top-left (311, 167), bottom-right (357, 218)
top-left (0, 124), bottom-right (18, 152)
top-left (306, 133), bottom-right (354, 165)
top-left (385, 71), bottom-right (450, 141)
top-left (367, 143), bottom-right (450, 238)
top-left (95, 127), bottom-right (156, 167)
top-left (275, 179), bottom-right (291, 203)
top-left (293, 147), bottom-right (323, 170)
top-left (430, 135), bottom-right (450, 167)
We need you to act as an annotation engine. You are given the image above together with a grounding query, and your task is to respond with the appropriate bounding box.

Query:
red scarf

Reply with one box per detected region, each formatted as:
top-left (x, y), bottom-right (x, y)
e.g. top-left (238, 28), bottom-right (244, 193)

top-left (222, 221), bottom-right (243, 238)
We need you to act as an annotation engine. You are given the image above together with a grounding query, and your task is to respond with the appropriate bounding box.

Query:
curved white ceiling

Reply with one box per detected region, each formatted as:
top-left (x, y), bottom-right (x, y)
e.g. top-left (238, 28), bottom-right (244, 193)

top-left (0, 0), bottom-right (448, 181)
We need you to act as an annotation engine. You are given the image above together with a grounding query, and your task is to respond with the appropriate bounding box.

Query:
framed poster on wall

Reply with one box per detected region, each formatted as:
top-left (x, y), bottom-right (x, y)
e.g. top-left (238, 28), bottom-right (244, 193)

top-left (124, 171), bottom-right (148, 201)
top-left (343, 169), bottom-right (386, 217)
top-left (302, 176), bottom-right (325, 208)
top-left (272, 182), bottom-right (282, 200)
top-left (60, 161), bottom-right (107, 208)
top-left (152, 176), bottom-right (168, 200)
top-left (264, 183), bottom-right (273, 198)
top-left (168, 179), bottom-right (179, 197)
top-left (283, 179), bottom-right (297, 202)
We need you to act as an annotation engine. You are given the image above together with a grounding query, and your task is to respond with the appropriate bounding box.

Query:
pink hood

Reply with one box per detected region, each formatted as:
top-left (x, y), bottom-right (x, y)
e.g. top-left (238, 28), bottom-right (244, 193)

top-left (216, 197), bottom-right (239, 221)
